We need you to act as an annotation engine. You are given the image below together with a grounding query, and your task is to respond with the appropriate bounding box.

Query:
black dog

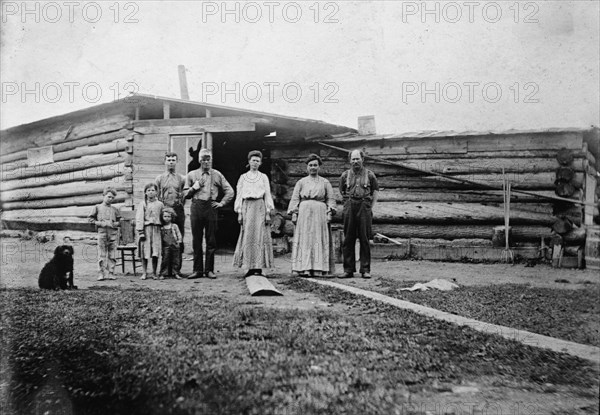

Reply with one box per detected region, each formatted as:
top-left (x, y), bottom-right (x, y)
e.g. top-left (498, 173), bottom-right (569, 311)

top-left (38, 244), bottom-right (77, 290)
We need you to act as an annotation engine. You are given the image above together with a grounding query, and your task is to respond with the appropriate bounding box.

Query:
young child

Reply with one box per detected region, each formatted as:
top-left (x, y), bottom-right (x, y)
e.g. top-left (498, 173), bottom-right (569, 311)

top-left (159, 207), bottom-right (183, 280)
top-left (136, 183), bottom-right (164, 280)
top-left (88, 186), bottom-right (121, 281)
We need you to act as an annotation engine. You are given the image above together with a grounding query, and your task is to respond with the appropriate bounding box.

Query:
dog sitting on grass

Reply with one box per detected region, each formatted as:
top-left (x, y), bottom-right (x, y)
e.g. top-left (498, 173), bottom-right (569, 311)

top-left (38, 240), bottom-right (77, 290)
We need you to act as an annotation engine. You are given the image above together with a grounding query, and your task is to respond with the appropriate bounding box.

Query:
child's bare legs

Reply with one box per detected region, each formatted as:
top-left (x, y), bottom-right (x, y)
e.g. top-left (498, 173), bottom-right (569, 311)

top-left (151, 257), bottom-right (158, 279)
top-left (141, 258), bottom-right (148, 280)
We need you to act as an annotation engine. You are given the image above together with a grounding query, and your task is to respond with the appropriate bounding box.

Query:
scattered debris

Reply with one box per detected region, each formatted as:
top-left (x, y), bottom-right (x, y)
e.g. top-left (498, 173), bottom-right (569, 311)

top-left (400, 279), bottom-right (459, 292)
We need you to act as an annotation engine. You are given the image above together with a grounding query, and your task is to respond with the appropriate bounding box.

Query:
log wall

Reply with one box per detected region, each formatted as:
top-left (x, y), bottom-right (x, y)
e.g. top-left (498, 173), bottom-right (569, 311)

top-left (270, 131), bottom-right (597, 243)
top-left (1, 114), bottom-right (135, 232)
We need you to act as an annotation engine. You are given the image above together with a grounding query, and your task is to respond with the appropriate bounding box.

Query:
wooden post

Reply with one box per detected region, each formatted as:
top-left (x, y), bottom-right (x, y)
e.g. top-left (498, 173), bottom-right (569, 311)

top-left (134, 106), bottom-right (140, 121)
top-left (205, 109), bottom-right (213, 150)
top-left (584, 172), bottom-right (596, 225)
top-left (163, 102), bottom-right (170, 120)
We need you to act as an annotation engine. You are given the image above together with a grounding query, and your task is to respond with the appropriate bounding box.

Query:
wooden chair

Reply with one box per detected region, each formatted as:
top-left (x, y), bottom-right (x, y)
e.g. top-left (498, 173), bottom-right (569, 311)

top-left (116, 209), bottom-right (141, 276)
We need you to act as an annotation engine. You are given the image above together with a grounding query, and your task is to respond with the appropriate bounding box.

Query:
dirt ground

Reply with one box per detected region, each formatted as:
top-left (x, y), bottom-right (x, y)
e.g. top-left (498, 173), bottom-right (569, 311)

top-left (2, 236), bottom-right (597, 292)
top-left (1, 236), bottom-right (599, 414)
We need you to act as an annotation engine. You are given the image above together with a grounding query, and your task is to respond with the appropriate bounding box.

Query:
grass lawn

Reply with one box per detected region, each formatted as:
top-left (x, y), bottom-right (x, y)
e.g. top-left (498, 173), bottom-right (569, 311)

top-left (344, 279), bottom-right (600, 347)
top-left (1, 285), bottom-right (598, 414)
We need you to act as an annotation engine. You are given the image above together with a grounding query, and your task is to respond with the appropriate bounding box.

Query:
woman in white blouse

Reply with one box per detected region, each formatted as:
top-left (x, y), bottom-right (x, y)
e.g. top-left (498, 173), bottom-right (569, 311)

top-left (233, 150), bottom-right (275, 276)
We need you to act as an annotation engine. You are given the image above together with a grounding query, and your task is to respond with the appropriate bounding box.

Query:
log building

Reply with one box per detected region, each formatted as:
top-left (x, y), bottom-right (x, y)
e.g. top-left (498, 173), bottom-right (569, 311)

top-left (1, 93), bottom-right (598, 261)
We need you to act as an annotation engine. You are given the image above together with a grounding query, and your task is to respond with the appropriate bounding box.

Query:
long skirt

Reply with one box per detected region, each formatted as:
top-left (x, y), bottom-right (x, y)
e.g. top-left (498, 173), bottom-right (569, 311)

top-left (233, 199), bottom-right (274, 269)
top-left (138, 224), bottom-right (162, 259)
top-left (291, 200), bottom-right (335, 274)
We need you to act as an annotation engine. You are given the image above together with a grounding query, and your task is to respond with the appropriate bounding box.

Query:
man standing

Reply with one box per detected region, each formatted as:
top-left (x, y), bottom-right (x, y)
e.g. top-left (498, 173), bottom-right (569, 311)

top-left (155, 152), bottom-right (186, 278)
top-left (339, 149), bottom-right (379, 279)
top-left (185, 148), bottom-right (234, 279)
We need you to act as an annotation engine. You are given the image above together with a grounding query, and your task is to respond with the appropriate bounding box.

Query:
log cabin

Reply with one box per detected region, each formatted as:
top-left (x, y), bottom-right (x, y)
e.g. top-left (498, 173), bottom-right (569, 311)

top-left (1, 93), bottom-right (598, 262)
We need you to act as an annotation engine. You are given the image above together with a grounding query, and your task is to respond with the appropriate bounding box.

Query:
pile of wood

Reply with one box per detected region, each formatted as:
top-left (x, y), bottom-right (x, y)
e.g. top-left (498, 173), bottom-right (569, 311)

top-left (1, 113), bottom-right (135, 232)
top-left (270, 130), bottom-right (598, 245)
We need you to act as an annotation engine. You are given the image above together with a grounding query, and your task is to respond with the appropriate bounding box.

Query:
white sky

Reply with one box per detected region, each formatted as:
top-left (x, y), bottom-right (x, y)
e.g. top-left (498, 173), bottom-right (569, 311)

top-left (1, 0), bottom-right (599, 133)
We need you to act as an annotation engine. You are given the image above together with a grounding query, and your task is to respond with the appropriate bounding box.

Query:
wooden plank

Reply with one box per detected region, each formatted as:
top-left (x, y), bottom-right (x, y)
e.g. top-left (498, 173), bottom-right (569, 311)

top-left (584, 174), bottom-right (597, 225)
top-left (133, 135), bottom-right (169, 145)
top-left (1, 162), bottom-right (126, 191)
top-left (133, 149), bottom-right (171, 159)
top-left (245, 275), bottom-right (283, 296)
top-left (132, 117), bottom-right (257, 134)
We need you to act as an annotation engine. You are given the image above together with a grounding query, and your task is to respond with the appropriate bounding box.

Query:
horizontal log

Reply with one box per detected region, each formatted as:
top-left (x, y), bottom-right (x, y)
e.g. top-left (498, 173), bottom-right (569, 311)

top-left (371, 224), bottom-right (553, 241)
top-left (316, 132), bottom-right (583, 153)
top-left (1, 191), bottom-right (130, 211)
top-left (132, 117), bottom-right (258, 134)
top-left (53, 139), bottom-right (129, 162)
top-left (1, 114), bottom-right (131, 156)
top-left (291, 172), bottom-right (564, 190)
top-left (1, 178), bottom-right (131, 202)
top-left (2, 203), bottom-right (126, 220)
top-left (330, 201), bottom-right (554, 225)
top-left (272, 147), bottom-right (589, 160)
top-left (280, 187), bottom-right (565, 204)
top-left (364, 243), bottom-right (541, 261)
top-left (279, 157), bottom-right (586, 177)
top-left (1, 217), bottom-right (95, 232)
top-left (0, 130), bottom-right (132, 164)
top-left (406, 245), bottom-right (540, 261)
top-left (2, 153), bottom-right (127, 181)
top-left (1, 163), bottom-right (126, 191)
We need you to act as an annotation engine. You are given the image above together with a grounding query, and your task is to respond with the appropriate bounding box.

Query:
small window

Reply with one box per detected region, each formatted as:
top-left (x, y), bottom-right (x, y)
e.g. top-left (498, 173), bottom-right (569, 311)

top-left (27, 146), bottom-right (54, 166)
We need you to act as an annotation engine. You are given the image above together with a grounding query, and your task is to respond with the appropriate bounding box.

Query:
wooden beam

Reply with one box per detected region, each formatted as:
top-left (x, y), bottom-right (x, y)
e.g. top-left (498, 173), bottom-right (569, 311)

top-left (132, 117), bottom-right (259, 135)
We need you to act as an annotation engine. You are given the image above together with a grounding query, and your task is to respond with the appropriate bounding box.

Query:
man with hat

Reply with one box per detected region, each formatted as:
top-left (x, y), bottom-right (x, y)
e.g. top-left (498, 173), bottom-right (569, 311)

top-left (184, 148), bottom-right (234, 279)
